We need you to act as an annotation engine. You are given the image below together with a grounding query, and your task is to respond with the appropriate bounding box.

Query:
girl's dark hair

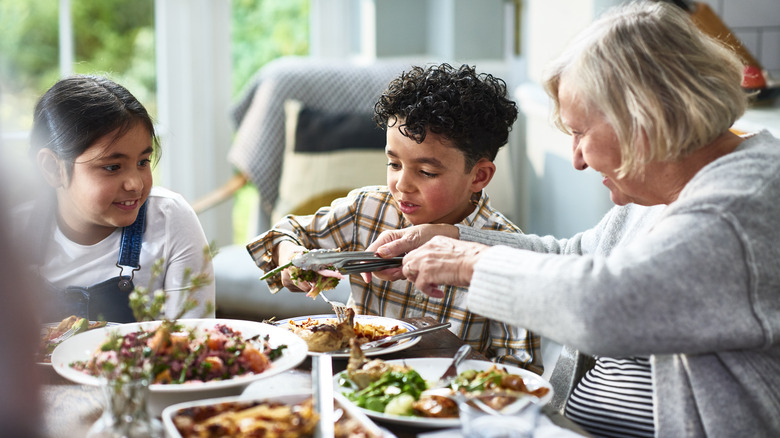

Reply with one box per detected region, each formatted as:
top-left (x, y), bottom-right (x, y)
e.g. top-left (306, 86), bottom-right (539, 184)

top-left (30, 75), bottom-right (159, 177)
top-left (373, 63), bottom-right (518, 170)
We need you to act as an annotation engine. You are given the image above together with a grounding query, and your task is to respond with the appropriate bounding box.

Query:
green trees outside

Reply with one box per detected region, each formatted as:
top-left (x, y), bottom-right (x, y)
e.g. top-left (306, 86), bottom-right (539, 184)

top-left (0, 0), bottom-right (308, 134)
top-left (232, 0), bottom-right (309, 97)
top-left (0, 0), bottom-right (155, 134)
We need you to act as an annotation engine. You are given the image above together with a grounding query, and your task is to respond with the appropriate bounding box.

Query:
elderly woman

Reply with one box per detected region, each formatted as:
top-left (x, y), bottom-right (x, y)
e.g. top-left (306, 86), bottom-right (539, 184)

top-left (364, 2), bottom-right (780, 437)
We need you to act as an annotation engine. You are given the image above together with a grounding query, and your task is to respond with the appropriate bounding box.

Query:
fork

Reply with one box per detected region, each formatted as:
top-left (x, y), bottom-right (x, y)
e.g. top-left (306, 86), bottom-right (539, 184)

top-left (436, 344), bottom-right (472, 387)
top-left (49, 327), bottom-right (76, 344)
top-left (318, 293), bottom-right (350, 321)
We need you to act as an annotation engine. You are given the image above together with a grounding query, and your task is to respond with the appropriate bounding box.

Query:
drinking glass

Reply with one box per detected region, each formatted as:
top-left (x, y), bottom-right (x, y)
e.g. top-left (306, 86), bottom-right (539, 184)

top-left (86, 377), bottom-right (163, 438)
top-left (459, 394), bottom-right (540, 438)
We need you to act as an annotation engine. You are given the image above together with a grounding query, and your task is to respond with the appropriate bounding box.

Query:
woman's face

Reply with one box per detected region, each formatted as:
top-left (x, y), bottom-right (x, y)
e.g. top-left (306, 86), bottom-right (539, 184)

top-left (56, 123), bottom-right (154, 244)
top-left (558, 80), bottom-right (655, 206)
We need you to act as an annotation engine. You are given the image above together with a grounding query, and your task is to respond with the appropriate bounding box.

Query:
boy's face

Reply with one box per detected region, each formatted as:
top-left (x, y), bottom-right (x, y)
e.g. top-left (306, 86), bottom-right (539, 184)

top-left (386, 123), bottom-right (483, 225)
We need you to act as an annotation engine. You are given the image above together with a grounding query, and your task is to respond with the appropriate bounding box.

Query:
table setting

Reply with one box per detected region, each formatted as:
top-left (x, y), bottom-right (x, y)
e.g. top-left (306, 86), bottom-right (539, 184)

top-left (39, 312), bottom-right (589, 438)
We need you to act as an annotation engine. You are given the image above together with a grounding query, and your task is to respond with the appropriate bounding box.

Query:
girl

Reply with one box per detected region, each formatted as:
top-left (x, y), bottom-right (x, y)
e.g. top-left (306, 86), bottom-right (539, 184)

top-left (22, 75), bottom-right (214, 322)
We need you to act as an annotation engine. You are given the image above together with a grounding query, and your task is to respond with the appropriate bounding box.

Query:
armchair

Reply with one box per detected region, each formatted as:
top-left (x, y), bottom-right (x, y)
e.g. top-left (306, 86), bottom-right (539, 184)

top-left (199, 56), bottom-right (421, 320)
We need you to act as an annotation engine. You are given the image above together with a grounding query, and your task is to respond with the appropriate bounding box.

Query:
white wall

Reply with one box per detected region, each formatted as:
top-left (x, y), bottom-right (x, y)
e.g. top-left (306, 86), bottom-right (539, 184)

top-left (515, 0), bottom-right (779, 237)
top-left (155, 0), bottom-right (233, 247)
top-left (701, 0), bottom-right (780, 79)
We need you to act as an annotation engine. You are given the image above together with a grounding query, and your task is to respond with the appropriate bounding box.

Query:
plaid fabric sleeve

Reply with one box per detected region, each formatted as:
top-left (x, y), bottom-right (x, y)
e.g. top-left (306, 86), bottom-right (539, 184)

top-left (245, 191), bottom-right (366, 290)
top-left (488, 320), bottom-right (544, 375)
top-left (471, 192), bottom-right (543, 374)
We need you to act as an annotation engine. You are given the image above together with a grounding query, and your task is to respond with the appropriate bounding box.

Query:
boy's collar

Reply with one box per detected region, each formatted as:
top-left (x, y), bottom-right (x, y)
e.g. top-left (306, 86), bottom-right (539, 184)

top-left (459, 191), bottom-right (488, 227)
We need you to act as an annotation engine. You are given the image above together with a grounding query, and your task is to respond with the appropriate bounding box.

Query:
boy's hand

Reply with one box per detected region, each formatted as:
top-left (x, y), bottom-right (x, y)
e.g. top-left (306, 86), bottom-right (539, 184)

top-left (276, 241), bottom-right (311, 293)
top-left (362, 224), bottom-right (459, 283)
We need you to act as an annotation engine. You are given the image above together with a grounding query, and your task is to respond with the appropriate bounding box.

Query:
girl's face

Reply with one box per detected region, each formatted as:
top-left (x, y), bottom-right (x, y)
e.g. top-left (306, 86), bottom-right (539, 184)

top-left (385, 123), bottom-right (488, 225)
top-left (56, 123), bottom-right (153, 244)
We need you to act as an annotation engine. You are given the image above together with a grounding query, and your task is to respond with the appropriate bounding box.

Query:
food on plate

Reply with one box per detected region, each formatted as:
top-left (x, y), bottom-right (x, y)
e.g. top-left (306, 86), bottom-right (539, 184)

top-left (346, 339), bottom-right (410, 388)
top-left (340, 342), bottom-right (550, 418)
top-left (286, 309), bottom-right (408, 353)
top-left (169, 397), bottom-right (382, 438)
top-left (289, 264), bottom-right (343, 299)
top-left (260, 250), bottom-right (343, 299)
top-left (39, 315), bottom-right (107, 364)
top-left (289, 308), bottom-right (357, 352)
top-left (70, 322), bottom-right (288, 384)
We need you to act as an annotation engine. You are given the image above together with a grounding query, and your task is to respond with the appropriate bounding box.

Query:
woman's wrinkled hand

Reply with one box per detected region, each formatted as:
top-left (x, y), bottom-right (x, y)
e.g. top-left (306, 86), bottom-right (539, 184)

top-left (401, 236), bottom-right (488, 298)
top-left (362, 224), bottom-right (459, 283)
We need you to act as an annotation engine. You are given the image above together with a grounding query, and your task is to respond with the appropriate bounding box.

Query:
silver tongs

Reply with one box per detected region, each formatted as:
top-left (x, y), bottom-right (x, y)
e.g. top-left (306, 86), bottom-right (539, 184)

top-left (291, 249), bottom-right (404, 274)
top-left (259, 249), bottom-right (404, 280)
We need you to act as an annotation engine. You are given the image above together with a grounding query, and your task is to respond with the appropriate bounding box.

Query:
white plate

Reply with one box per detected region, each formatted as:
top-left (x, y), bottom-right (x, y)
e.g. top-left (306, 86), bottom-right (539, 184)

top-left (51, 318), bottom-right (308, 415)
top-left (335, 358), bottom-right (554, 429)
top-left (38, 321), bottom-right (120, 366)
top-left (276, 314), bottom-right (420, 358)
top-left (162, 391), bottom-right (394, 438)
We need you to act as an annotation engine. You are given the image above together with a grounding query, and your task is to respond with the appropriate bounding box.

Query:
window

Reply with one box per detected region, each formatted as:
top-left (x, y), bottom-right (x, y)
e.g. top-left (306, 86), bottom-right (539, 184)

top-left (0, 0), bottom-right (155, 207)
top-left (0, 0), bottom-right (308, 245)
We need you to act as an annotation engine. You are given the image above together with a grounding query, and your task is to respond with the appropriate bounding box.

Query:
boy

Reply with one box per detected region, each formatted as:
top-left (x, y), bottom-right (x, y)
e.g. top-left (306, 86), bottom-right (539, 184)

top-left (247, 63), bottom-right (539, 371)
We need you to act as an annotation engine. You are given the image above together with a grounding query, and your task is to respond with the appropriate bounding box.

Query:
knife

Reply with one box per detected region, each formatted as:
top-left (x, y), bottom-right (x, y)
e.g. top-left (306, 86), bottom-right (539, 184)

top-left (328, 321), bottom-right (451, 354)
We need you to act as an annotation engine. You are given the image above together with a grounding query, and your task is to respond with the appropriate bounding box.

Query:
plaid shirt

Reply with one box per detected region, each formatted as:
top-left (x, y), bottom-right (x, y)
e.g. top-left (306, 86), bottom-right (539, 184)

top-left (247, 185), bottom-right (542, 372)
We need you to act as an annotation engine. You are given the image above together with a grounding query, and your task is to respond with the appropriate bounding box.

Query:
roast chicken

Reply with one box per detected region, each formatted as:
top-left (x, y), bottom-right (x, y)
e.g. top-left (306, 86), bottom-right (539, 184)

top-left (290, 308), bottom-right (357, 352)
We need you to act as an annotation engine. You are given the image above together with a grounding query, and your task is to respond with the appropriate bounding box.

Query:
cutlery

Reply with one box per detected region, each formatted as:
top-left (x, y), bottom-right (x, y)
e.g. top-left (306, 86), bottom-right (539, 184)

top-left (292, 249), bottom-right (404, 274)
top-left (49, 327), bottom-right (76, 344)
top-left (435, 343), bottom-right (472, 388)
top-left (260, 249), bottom-right (404, 280)
top-left (328, 321), bottom-right (451, 354)
top-left (318, 293), bottom-right (350, 321)
top-left (313, 354), bottom-right (335, 438)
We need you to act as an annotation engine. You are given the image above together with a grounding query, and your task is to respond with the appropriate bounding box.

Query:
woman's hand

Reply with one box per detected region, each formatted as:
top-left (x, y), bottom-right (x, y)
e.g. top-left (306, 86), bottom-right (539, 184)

top-left (362, 224), bottom-right (459, 283)
top-left (401, 236), bottom-right (488, 298)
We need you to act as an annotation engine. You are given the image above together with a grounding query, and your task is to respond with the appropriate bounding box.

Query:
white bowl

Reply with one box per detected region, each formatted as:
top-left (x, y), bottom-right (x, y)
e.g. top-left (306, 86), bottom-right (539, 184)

top-left (161, 391), bottom-right (394, 437)
top-left (51, 318), bottom-right (308, 415)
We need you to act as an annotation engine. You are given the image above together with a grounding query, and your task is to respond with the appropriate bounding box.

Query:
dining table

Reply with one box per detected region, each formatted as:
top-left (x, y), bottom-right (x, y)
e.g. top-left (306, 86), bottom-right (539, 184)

top-left (39, 316), bottom-right (589, 437)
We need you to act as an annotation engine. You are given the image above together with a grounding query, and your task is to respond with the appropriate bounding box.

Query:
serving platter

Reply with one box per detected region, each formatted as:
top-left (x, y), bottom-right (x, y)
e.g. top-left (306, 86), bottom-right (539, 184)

top-left (276, 314), bottom-right (420, 358)
top-left (51, 318), bottom-right (308, 414)
top-left (335, 358), bottom-right (553, 428)
top-left (38, 321), bottom-right (119, 366)
top-left (163, 391), bottom-right (394, 438)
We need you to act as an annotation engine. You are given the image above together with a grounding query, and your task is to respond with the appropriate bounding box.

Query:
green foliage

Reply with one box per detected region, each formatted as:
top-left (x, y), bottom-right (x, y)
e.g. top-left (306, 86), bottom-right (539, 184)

top-left (231, 0), bottom-right (310, 97)
top-left (0, 0), bottom-right (156, 132)
top-left (1, 0), bottom-right (309, 130)
top-left (129, 243), bottom-right (217, 322)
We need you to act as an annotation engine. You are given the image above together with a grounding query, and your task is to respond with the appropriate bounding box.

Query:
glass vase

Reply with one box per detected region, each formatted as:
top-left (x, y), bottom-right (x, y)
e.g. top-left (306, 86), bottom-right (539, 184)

top-left (87, 377), bottom-right (163, 438)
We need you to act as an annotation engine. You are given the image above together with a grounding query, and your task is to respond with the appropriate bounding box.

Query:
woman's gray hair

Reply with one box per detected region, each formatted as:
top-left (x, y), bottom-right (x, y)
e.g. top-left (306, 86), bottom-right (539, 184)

top-left (544, 1), bottom-right (747, 177)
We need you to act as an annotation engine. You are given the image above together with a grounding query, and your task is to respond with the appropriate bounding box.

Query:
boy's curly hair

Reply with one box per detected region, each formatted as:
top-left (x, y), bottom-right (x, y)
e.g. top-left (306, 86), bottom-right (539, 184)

top-left (373, 63), bottom-right (518, 170)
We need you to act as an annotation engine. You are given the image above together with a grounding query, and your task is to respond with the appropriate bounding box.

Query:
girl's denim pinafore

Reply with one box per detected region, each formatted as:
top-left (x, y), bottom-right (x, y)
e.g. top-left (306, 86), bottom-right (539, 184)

top-left (42, 202), bottom-right (147, 323)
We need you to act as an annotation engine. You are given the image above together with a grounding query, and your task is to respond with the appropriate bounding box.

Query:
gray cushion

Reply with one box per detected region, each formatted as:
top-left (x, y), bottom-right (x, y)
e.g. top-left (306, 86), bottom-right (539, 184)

top-left (213, 244), bottom-right (352, 320)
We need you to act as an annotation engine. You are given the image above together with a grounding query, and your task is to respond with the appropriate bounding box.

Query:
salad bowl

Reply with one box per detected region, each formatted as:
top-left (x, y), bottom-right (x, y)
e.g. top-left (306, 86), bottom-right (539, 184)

top-left (51, 318), bottom-right (308, 415)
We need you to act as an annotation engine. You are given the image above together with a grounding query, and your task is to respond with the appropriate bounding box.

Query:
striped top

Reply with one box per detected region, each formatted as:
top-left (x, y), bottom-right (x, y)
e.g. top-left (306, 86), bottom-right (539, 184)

top-left (247, 186), bottom-right (541, 372)
top-left (564, 356), bottom-right (655, 437)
